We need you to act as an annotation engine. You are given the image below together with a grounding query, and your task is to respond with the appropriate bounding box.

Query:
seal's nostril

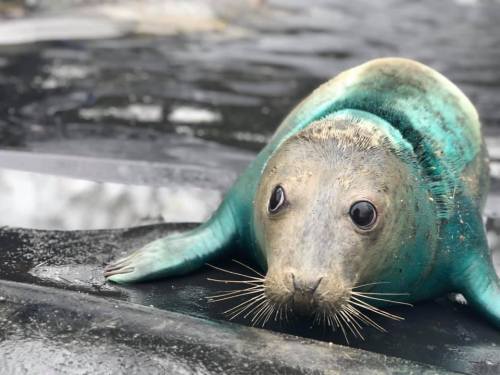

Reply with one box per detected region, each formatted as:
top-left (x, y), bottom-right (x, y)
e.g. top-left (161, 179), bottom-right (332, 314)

top-left (311, 277), bottom-right (323, 293)
top-left (291, 273), bottom-right (297, 290)
top-left (292, 275), bottom-right (323, 294)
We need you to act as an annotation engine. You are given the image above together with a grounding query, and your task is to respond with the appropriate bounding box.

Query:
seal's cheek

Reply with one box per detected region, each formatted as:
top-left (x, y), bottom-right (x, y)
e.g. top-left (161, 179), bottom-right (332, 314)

top-left (263, 267), bottom-right (295, 304)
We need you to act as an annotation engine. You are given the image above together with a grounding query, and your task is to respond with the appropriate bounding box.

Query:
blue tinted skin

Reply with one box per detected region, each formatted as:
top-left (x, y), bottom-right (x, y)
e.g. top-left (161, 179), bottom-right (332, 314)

top-left (105, 58), bottom-right (500, 329)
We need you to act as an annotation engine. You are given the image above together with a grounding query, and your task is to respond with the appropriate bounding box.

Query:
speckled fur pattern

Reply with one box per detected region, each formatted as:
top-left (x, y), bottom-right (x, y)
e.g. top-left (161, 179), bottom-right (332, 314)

top-left (105, 58), bottom-right (500, 332)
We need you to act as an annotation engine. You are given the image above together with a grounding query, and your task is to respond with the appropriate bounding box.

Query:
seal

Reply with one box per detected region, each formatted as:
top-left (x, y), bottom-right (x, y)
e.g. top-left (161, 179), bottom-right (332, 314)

top-left (104, 58), bottom-right (500, 333)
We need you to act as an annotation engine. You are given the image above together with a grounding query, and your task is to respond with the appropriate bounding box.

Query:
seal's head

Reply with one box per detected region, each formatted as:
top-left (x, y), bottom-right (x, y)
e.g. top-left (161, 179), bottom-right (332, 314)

top-left (254, 113), bottom-right (426, 319)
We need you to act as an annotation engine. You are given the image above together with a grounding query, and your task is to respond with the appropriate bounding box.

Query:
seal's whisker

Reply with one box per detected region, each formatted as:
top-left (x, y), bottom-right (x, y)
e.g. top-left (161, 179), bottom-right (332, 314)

top-left (338, 310), bottom-right (358, 339)
top-left (342, 308), bottom-right (364, 331)
top-left (345, 309), bottom-right (366, 339)
top-left (339, 309), bottom-right (364, 340)
top-left (227, 297), bottom-right (267, 321)
top-left (263, 303), bottom-right (275, 327)
top-left (313, 309), bottom-right (323, 327)
top-left (350, 296), bottom-right (406, 320)
top-left (225, 293), bottom-right (266, 316)
top-left (274, 303), bottom-right (282, 322)
top-left (329, 313), bottom-right (336, 329)
top-left (326, 313), bottom-right (332, 327)
top-left (351, 297), bottom-right (404, 320)
top-left (347, 313), bottom-right (366, 336)
top-left (209, 284), bottom-right (264, 295)
top-left (224, 294), bottom-right (266, 314)
top-left (344, 304), bottom-right (386, 332)
top-left (258, 301), bottom-right (275, 326)
top-left (206, 278), bottom-right (262, 285)
top-left (344, 305), bottom-right (372, 328)
top-left (350, 297), bottom-right (404, 321)
top-left (224, 295), bottom-right (262, 315)
top-left (351, 292), bottom-right (413, 306)
top-left (351, 292), bottom-right (409, 296)
top-left (227, 300), bottom-right (261, 321)
top-left (207, 285), bottom-right (264, 299)
top-left (317, 309), bottom-right (327, 328)
top-left (258, 305), bottom-right (270, 327)
top-left (321, 311), bottom-right (326, 327)
top-left (206, 264), bottom-right (265, 281)
top-left (339, 309), bottom-right (365, 341)
top-left (208, 288), bottom-right (265, 303)
top-left (205, 285), bottom-right (264, 298)
top-left (325, 312), bottom-right (332, 328)
top-left (313, 310), bottom-right (322, 326)
top-left (250, 300), bottom-right (271, 325)
top-left (251, 301), bottom-right (269, 324)
top-left (352, 281), bottom-right (391, 290)
top-left (262, 303), bottom-right (276, 327)
top-left (243, 298), bottom-right (269, 320)
top-left (333, 313), bottom-right (349, 344)
top-left (284, 303), bottom-right (289, 322)
top-left (249, 305), bottom-right (265, 325)
top-left (231, 259), bottom-right (265, 278)
top-left (205, 260), bottom-right (278, 328)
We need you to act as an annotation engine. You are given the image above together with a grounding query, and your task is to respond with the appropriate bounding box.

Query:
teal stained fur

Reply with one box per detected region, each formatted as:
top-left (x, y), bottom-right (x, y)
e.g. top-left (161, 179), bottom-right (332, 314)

top-left (105, 58), bottom-right (500, 330)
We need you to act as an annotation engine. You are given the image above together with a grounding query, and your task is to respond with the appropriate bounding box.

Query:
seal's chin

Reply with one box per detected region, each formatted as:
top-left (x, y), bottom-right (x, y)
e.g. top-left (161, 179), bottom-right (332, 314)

top-left (290, 293), bottom-right (347, 318)
top-left (291, 291), bottom-right (319, 316)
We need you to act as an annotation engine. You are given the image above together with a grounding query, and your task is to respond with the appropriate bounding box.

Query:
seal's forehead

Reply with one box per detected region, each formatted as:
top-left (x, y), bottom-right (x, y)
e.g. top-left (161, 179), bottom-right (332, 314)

top-left (292, 116), bottom-right (394, 153)
top-left (263, 116), bottom-right (412, 191)
top-left (268, 125), bottom-right (397, 179)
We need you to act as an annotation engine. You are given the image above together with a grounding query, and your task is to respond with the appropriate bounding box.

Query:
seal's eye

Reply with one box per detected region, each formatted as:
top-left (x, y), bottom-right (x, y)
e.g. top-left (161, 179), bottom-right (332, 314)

top-left (268, 185), bottom-right (286, 214)
top-left (349, 201), bottom-right (377, 229)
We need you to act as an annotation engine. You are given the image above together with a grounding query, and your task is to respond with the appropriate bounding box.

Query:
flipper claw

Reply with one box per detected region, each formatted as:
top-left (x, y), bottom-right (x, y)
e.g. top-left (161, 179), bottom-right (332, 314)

top-left (104, 257), bottom-right (134, 272)
top-left (104, 266), bottom-right (135, 278)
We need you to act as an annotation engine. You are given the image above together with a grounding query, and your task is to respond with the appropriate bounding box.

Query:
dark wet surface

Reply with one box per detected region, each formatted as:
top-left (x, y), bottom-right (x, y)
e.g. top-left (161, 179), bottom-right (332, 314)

top-left (0, 223), bottom-right (497, 374)
top-left (0, 0), bottom-right (500, 374)
top-left (1, 278), bottom-right (458, 375)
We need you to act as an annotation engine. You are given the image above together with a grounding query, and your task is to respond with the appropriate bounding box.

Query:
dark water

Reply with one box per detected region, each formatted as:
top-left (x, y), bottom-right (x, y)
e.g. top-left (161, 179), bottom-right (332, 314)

top-left (2, 0), bottom-right (500, 152)
top-left (0, 0), bottom-right (500, 374)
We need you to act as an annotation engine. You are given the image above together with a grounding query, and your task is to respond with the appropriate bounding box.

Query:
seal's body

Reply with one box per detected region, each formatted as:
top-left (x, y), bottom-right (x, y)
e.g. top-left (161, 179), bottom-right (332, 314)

top-left (105, 58), bottom-right (500, 331)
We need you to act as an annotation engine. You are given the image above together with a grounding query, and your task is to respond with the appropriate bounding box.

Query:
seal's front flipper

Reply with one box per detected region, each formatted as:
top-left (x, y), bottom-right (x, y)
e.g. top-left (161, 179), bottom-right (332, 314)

top-left (105, 207), bottom-right (237, 284)
top-left (458, 255), bottom-right (500, 329)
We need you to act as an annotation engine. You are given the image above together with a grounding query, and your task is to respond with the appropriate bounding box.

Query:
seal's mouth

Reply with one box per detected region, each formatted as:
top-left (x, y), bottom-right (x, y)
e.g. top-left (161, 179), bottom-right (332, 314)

top-left (206, 260), bottom-right (411, 342)
top-left (291, 291), bottom-right (318, 316)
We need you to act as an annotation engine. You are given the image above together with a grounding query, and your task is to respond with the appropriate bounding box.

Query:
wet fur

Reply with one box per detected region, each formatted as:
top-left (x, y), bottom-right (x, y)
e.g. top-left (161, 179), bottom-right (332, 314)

top-left (105, 58), bottom-right (500, 333)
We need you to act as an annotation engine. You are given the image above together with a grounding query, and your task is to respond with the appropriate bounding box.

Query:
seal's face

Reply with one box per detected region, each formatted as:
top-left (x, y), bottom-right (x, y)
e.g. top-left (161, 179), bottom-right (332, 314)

top-left (254, 117), bottom-right (417, 318)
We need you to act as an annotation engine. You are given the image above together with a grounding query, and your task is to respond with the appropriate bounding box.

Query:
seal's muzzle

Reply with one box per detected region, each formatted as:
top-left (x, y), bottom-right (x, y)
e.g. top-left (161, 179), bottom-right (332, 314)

top-left (291, 273), bottom-right (322, 315)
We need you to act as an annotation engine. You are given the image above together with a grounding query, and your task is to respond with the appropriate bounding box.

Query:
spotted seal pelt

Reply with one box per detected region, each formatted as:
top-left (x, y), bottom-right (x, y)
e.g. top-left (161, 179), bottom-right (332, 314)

top-left (105, 58), bottom-right (499, 333)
